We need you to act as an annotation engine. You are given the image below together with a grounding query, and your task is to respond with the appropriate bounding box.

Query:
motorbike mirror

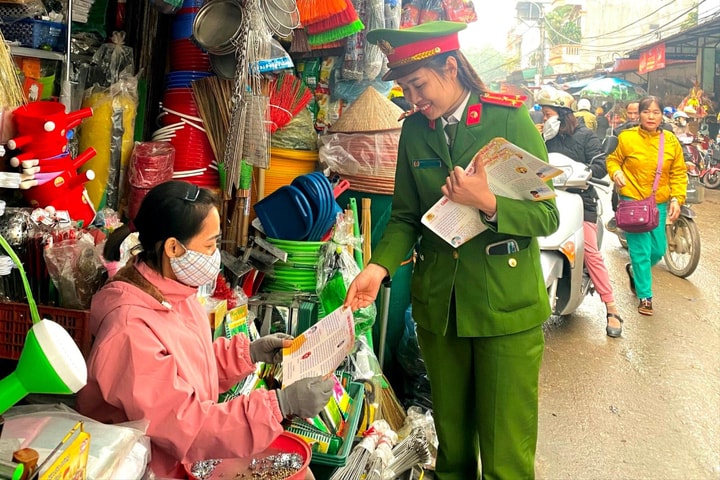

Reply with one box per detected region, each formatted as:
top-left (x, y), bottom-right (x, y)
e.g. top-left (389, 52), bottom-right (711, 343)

top-left (602, 135), bottom-right (618, 154)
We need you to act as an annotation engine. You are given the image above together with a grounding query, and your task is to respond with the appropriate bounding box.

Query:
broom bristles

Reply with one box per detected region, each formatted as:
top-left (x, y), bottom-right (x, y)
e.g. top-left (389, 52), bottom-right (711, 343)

top-left (297, 0), bottom-right (348, 25)
top-left (308, 19), bottom-right (365, 45)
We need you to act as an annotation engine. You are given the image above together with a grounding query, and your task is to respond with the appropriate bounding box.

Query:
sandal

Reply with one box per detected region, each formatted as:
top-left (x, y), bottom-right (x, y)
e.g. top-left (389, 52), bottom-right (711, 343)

top-left (625, 263), bottom-right (636, 295)
top-left (606, 313), bottom-right (623, 338)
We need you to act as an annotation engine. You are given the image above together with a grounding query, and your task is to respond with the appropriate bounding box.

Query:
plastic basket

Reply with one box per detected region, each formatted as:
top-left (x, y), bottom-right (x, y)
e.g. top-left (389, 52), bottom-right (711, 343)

top-left (0, 18), bottom-right (66, 51)
top-left (0, 301), bottom-right (91, 360)
top-left (310, 381), bottom-right (365, 468)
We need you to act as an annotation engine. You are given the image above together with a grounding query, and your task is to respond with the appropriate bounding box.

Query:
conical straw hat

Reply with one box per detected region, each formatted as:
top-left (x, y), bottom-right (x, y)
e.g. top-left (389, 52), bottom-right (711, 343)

top-left (329, 86), bottom-right (405, 133)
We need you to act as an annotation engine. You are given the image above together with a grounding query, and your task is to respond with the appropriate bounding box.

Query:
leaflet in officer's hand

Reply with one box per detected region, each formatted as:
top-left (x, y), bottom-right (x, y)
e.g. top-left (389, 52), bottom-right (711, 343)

top-left (281, 306), bottom-right (355, 388)
top-left (421, 137), bottom-right (561, 248)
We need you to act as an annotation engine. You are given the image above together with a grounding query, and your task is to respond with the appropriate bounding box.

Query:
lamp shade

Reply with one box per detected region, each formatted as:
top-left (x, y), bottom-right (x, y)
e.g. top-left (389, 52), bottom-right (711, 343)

top-left (0, 319), bottom-right (87, 415)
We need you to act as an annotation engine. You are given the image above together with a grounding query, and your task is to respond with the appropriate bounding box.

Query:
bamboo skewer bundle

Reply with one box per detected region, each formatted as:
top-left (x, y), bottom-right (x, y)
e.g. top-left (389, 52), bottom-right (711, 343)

top-left (384, 428), bottom-right (431, 479)
top-left (362, 197), bottom-right (372, 267)
top-left (191, 77), bottom-right (234, 191)
top-left (328, 434), bottom-right (376, 480)
top-left (0, 31), bottom-right (24, 109)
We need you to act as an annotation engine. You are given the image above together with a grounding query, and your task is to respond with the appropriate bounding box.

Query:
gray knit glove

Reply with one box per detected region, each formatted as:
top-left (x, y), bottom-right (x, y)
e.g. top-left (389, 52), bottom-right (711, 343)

top-left (276, 377), bottom-right (334, 418)
top-left (249, 333), bottom-right (293, 364)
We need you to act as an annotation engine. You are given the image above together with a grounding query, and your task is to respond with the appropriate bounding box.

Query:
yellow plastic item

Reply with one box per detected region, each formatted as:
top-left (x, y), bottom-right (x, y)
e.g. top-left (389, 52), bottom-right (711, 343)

top-left (79, 90), bottom-right (137, 211)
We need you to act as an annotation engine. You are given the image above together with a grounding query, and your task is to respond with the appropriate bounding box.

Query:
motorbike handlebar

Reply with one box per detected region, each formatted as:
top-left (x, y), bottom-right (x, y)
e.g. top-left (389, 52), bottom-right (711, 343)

top-left (589, 178), bottom-right (611, 187)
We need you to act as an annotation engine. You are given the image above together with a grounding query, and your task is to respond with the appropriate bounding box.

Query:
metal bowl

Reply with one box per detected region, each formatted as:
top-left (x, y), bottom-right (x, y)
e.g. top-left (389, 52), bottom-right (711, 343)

top-left (209, 52), bottom-right (236, 80)
top-left (192, 0), bottom-right (243, 55)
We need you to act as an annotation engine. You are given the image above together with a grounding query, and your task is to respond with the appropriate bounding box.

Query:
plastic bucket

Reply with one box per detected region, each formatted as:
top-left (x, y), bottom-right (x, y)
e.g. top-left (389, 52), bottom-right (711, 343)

top-left (185, 432), bottom-right (311, 479)
top-left (265, 148), bottom-right (318, 196)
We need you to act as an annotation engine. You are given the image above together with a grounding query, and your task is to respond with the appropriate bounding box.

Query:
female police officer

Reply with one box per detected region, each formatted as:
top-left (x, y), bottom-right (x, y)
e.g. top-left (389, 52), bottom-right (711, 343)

top-left (344, 21), bottom-right (559, 480)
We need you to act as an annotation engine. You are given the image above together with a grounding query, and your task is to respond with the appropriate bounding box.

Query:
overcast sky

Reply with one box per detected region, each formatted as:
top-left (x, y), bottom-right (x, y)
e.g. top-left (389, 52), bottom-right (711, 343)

top-left (459, 4), bottom-right (517, 51)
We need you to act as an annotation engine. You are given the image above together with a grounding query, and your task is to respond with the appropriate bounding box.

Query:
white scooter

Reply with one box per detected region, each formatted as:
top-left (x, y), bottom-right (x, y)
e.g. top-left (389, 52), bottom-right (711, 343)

top-left (539, 138), bottom-right (616, 321)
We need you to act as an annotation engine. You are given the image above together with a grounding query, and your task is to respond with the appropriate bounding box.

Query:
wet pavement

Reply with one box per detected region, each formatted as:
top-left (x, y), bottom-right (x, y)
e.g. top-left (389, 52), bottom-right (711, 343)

top-left (536, 188), bottom-right (720, 479)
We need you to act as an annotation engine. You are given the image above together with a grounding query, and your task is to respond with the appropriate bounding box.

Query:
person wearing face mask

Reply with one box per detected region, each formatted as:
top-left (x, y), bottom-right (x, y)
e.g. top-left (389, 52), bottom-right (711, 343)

top-left (536, 87), bottom-right (624, 338)
top-left (673, 110), bottom-right (691, 137)
top-left (76, 180), bottom-right (333, 478)
top-left (344, 21), bottom-right (559, 480)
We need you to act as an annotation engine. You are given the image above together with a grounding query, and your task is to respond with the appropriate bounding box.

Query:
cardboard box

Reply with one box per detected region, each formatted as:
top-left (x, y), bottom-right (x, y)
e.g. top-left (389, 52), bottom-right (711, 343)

top-left (39, 422), bottom-right (90, 480)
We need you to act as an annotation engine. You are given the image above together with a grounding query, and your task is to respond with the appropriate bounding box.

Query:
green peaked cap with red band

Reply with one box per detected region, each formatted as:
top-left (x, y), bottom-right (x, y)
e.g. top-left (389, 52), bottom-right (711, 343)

top-left (367, 21), bottom-right (467, 79)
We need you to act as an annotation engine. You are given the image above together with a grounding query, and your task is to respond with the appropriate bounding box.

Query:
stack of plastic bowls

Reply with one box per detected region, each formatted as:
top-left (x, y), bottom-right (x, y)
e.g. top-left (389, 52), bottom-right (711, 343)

top-left (262, 238), bottom-right (326, 293)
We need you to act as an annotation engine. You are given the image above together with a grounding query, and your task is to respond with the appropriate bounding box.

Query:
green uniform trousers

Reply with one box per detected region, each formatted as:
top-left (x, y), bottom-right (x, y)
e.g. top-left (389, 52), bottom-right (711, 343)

top-left (416, 317), bottom-right (544, 480)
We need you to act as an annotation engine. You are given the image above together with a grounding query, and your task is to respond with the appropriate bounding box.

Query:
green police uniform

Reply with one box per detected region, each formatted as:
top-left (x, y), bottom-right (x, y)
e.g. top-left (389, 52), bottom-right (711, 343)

top-left (367, 21), bottom-right (559, 480)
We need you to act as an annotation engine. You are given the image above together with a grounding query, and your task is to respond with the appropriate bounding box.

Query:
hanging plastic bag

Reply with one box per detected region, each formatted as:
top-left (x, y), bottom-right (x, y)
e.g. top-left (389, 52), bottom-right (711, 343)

top-left (89, 31), bottom-right (135, 88)
top-left (316, 241), bottom-right (376, 338)
top-left (43, 231), bottom-right (107, 309)
top-left (397, 306), bottom-right (433, 411)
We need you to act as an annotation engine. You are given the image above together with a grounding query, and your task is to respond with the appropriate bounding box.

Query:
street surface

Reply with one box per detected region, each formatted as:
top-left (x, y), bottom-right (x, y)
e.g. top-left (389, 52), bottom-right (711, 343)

top-left (536, 188), bottom-right (720, 479)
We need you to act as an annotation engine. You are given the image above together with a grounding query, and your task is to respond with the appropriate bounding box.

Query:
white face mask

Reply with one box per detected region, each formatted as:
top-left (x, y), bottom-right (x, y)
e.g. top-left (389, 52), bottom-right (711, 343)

top-left (678, 118), bottom-right (687, 127)
top-left (169, 242), bottom-right (221, 287)
top-left (543, 115), bottom-right (561, 141)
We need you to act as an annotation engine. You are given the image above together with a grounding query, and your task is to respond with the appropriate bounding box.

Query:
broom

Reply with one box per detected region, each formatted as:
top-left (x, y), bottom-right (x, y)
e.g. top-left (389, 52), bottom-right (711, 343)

top-left (268, 72), bottom-right (313, 133)
top-left (296, 0), bottom-right (347, 25)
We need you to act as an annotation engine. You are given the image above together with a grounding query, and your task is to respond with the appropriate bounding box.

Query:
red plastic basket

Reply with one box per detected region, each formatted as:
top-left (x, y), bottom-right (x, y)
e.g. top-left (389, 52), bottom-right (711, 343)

top-left (185, 431), bottom-right (311, 479)
top-left (0, 301), bottom-right (91, 360)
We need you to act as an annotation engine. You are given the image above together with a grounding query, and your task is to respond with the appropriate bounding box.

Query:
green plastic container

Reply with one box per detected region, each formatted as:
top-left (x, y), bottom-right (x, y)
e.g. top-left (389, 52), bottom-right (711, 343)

top-left (310, 381), bottom-right (365, 468)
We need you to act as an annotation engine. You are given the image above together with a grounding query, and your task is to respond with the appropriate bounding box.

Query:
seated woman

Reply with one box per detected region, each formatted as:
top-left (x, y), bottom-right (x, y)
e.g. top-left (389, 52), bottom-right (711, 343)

top-left (76, 180), bottom-right (332, 478)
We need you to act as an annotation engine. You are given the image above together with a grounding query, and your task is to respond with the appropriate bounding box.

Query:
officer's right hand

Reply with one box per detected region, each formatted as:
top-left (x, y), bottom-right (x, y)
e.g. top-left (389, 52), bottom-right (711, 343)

top-left (276, 376), bottom-right (334, 418)
top-left (343, 263), bottom-right (387, 311)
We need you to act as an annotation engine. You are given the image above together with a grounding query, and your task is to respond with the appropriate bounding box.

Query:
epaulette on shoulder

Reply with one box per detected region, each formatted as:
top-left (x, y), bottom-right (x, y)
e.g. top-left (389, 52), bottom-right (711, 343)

top-left (481, 92), bottom-right (527, 108)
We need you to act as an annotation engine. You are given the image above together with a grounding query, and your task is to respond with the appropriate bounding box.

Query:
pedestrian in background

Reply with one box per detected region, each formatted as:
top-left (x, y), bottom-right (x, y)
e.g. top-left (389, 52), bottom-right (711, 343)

top-left (606, 96), bottom-right (687, 316)
top-left (345, 21), bottom-right (559, 479)
top-left (574, 98), bottom-right (597, 132)
top-left (613, 100), bottom-right (640, 135)
top-left (596, 105), bottom-right (611, 139)
top-left (537, 87), bottom-right (624, 337)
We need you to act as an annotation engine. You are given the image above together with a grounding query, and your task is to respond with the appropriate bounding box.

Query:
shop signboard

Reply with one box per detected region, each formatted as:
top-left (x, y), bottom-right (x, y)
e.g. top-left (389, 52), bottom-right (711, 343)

top-left (639, 43), bottom-right (666, 74)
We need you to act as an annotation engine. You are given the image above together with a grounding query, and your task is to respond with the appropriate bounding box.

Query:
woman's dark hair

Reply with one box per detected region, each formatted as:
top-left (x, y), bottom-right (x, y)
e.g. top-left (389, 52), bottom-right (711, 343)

top-left (423, 51), bottom-right (487, 95)
top-left (638, 95), bottom-right (664, 114)
top-left (103, 181), bottom-right (218, 270)
top-left (557, 107), bottom-right (578, 136)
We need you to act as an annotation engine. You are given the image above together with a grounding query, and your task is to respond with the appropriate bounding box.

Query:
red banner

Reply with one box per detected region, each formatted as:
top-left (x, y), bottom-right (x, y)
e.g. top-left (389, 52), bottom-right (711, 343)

top-left (639, 43), bottom-right (666, 74)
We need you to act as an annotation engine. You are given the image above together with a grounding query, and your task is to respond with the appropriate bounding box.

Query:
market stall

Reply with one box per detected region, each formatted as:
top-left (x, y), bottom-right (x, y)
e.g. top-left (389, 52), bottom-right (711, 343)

top-left (0, 0), bottom-right (481, 476)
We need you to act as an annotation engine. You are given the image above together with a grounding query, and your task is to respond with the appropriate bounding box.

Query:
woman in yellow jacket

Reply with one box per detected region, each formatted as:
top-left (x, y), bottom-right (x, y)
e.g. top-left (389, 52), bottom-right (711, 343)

top-left (606, 96), bottom-right (687, 316)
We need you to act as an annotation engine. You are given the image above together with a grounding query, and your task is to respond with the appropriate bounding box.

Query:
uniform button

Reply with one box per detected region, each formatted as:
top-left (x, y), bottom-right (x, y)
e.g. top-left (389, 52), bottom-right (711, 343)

top-left (453, 251), bottom-right (459, 259)
top-left (508, 258), bottom-right (517, 267)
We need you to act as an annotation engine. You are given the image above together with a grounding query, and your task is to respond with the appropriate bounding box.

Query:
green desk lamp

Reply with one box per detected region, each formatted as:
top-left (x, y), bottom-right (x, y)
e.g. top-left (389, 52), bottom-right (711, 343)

top-left (0, 234), bottom-right (87, 416)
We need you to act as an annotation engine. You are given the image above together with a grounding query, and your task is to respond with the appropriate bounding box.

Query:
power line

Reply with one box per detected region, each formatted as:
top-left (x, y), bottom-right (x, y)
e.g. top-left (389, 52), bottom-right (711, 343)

top-left (542, 0), bottom-right (706, 51)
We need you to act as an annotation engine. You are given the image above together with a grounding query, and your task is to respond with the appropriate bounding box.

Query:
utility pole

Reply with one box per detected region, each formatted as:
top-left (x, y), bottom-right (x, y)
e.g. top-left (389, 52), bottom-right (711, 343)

top-left (536, 2), bottom-right (545, 87)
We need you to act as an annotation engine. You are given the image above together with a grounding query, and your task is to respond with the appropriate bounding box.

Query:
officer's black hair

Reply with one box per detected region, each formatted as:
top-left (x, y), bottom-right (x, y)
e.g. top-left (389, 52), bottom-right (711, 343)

top-left (424, 51), bottom-right (487, 96)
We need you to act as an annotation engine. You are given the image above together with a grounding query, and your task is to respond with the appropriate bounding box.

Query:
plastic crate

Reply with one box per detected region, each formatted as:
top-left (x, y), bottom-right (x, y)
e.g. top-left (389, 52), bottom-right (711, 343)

top-left (0, 301), bottom-right (91, 360)
top-left (310, 381), bottom-right (365, 468)
top-left (0, 18), bottom-right (66, 51)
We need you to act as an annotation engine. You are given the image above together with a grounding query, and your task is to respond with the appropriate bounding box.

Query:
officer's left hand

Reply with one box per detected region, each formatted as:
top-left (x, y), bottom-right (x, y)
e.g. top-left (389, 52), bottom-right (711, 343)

top-left (249, 333), bottom-right (293, 364)
top-left (442, 159), bottom-right (497, 216)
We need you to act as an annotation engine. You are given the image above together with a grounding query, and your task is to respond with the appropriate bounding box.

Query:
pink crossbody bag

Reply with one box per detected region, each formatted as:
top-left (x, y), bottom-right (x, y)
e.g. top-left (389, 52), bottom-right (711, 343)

top-left (615, 132), bottom-right (664, 233)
